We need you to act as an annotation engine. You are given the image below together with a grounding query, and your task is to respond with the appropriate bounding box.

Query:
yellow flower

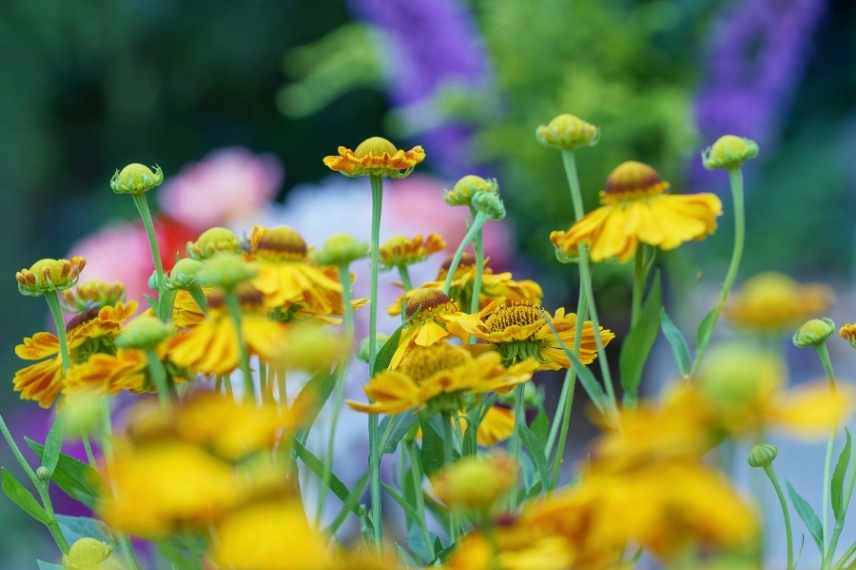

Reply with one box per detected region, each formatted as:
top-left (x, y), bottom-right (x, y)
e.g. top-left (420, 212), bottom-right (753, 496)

top-left (460, 299), bottom-right (615, 371)
top-left (472, 405), bottom-right (515, 446)
top-left (379, 233), bottom-right (446, 269)
top-left (431, 452), bottom-right (518, 511)
top-left (724, 272), bottom-right (833, 332)
top-left (98, 439), bottom-right (238, 537)
top-left (16, 256), bottom-right (87, 296)
top-left (840, 323), bottom-right (856, 348)
top-left (550, 161), bottom-right (722, 262)
top-left (209, 500), bottom-right (334, 570)
top-left (63, 349), bottom-right (149, 396)
top-left (61, 280), bottom-right (125, 312)
top-left (13, 301), bottom-right (138, 407)
top-left (347, 345), bottom-right (536, 415)
top-left (323, 136), bottom-right (425, 178)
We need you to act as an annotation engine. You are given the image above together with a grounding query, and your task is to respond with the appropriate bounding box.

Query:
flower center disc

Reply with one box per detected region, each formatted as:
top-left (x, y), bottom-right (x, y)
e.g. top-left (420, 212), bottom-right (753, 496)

top-left (485, 303), bottom-right (544, 333)
top-left (400, 345), bottom-right (468, 383)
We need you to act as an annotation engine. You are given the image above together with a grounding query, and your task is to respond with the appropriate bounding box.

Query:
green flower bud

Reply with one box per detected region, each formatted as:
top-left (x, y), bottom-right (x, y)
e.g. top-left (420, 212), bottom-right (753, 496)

top-left (187, 227), bottom-right (242, 260)
top-left (58, 392), bottom-right (107, 440)
top-left (472, 191), bottom-right (506, 220)
top-left (793, 317), bottom-right (836, 348)
top-left (36, 466), bottom-right (50, 480)
top-left (535, 113), bottom-right (600, 150)
top-left (168, 257), bottom-right (205, 290)
top-left (196, 252), bottom-right (257, 290)
top-left (554, 245), bottom-right (579, 265)
top-left (747, 443), bottom-right (778, 468)
top-left (63, 537), bottom-right (125, 570)
top-left (116, 316), bottom-right (174, 350)
top-left (16, 257), bottom-right (87, 296)
top-left (313, 233), bottom-right (369, 267)
top-left (702, 135), bottom-right (759, 170)
top-left (697, 344), bottom-right (784, 412)
top-left (444, 175), bottom-right (498, 207)
top-left (110, 163), bottom-right (163, 195)
top-left (62, 281), bottom-right (125, 312)
top-left (358, 334), bottom-right (390, 363)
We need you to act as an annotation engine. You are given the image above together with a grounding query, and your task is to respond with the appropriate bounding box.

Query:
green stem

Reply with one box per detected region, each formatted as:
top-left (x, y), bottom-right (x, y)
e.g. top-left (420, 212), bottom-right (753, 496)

top-left (81, 437), bottom-right (97, 468)
top-left (406, 439), bottom-right (434, 559)
top-left (836, 542), bottom-right (856, 569)
top-left (146, 350), bottom-right (171, 409)
top-left (631, 247), bottom-right (646, 327)
top-left (317, 264), bottom-right (356, 526)
top-left (763, 465), bottom-right (794, 570)
top-left (396, 265), bottom-right (413, 291)
top-left (368, 174), bottom-right (384, 544)
top-left (469, 208), bottom-right (485, 315)
top-left (442, 212), bottom-right (488, 295)
top-left (44, 292), bottom-right (70, 371)
top-left (224, 291), bottom-right (254, 402)
top-left (560, 150), bottom-right (617, 410)
top-left (817, 343), bottom-right (838, 567)
top-left (441, 412), bottom-right (458, 542)
top-left (132, 194), bottom-right (167, 320)
top-left (691, 168), bottom-right (745, 374)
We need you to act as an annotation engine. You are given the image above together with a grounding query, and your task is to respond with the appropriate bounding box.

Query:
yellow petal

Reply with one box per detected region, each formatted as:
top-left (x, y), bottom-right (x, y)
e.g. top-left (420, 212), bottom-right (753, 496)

top-left (770, 383), bottom-right (855, 438)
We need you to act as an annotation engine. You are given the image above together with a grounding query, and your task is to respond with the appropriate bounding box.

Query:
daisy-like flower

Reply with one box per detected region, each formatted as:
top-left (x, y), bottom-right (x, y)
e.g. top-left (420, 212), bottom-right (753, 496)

top-left (323, 136), bottom-right (425, 179)
top-left (839, 323), bottom-right (856, 349)
top-left (13, 300), bottom-right (138, 407)
top-left (165, 286), bottom-right (288, 376)
top-left (347, 344), bottom-right (536, 415)
top-left (724, 272), bottom-right (833, 333)
top-left (460, 299), bottom-right (615, 371)
top-left (550, 161), bottom-right (723, 262)
top-left (63, 349), bottom-right (149, 396)
top-left (16, 256), bottom-right (86, 296)
top-left (379, 233), bottom-right (446, 269)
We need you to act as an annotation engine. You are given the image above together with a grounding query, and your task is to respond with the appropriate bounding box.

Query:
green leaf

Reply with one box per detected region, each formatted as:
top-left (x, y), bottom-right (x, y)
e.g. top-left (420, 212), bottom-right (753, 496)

top-left (37, 562), bottom-right (62, 570)
top-left (295, 369), bottom-right (336, 429)
top-left (57, 515), bottom-right (114, 545)
top-left (530, 404), bottom-right (549, 447)
top-left (157, 536), bottom-right (206, 570)
top-left (325, 473), bottom-right (370, 534)
top-left (695, 306), bottom-right (720, 356)
top-left (419, 416), bottom-right (445, 476)
top-left (381, 412), bottom-right (417, 455)
top-left (832, 429), bottom-right (852, 523)
top-left (519, 420), bottom-right (549, 490)
top-left (660, 308), bottom-right (691, 376)
top-left (293, 440), bottom-right (353, 505)
top-left (41, 416), bottom-right (64, 479)
top-left (0, 468), bottom-right (49, 525)
top-left (371, 324), bottom-right (403, 376)
top-left (26, 439), bottom-right (98, 508)
top-left (787, 481), bottom-right (824, 552)
top-left (619, 271), bottom-right (662, 403)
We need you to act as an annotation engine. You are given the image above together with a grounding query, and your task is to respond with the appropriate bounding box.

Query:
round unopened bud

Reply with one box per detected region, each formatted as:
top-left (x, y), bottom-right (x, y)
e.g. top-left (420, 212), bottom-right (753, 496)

top-left (168, 257), bottom-right (204, 289)
top-left (793, 317), bottom-right (835, 348)
top-left (536, 113), bottom-right (600, 150)
top-left (431, 453), bottom-right (518, 511)
top-left (702, 135), bottom-right (759, 170)
top-left (196, 252), bottom-right (257, 290)
top-left (62, 281), bottom-right (125, 312)
top-left (116, 316), bottom-right (174, 350)
top-left (698, 344), bottom-right (784, 412)
top-left (313, 233), bottom-right (369, 267)
top-left (276, 324), bottom-right (347, 372)
top-left (358, 334), bottom-right (390, 363)
top-left (748, 443), bottom-right (778, 468)
top-left (110, 163), bottom-right (163, 195)
top-left (58, 391), bottom-right (106, 439)
top-left (472, 191), bottom-right (506, 220)
top-left (554, 245), bottom-right (579, 265)
top-left (36, 466), bottom-right (50, 481)
top-left (187, 227), bottom-right (242, 260)
top-left (444, 175), bottom-right (499, 207)
top-left (16, 257), bottom-right (87, 296)
top-left (63, 537), bottom-right (124, 570)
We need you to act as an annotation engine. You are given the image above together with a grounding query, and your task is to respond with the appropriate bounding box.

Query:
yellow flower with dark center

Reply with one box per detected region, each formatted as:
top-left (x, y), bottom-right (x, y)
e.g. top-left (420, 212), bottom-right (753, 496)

top-left (724, 272), bottom-right (833, 333)
top-left (379, 233), bottom-right (446, 269)
top-left (460, 299), bottom-right (614, 371)
top-left (62, 280), bottom-right (125, 312)
top-left (550, 161), bottom-right (722, 262)
top-left (16, 256), bottom-right (87, 296)
top-left (323, 136), bottom-right (425, 178)
top-left (388, 288), bottom-right (477, 370)
top-left (64, 349), bottom-right (149, 396)
top-left (13, 301), bottom-right (138, 407)
top-left (347, 345), bottom-right (536, 415)
top-left (165, 288), bottom-right (288, 376)
top-left (209, 500), bottom-right (334, 570)
top-left (839, 323), bottom-right (856, 348)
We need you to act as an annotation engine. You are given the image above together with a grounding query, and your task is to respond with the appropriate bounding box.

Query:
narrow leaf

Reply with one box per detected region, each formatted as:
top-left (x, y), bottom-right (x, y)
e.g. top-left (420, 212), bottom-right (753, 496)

top-left (419, 416), bottom-right (445, 476)
top-left (660, 308), bottom-right (691, 376)
top-left (381, 412), bottom-right (417, 455)
top-left (695, 307), bottom-right (719, 355)
top-left (371, 324), bottom-right (404, 376)
top-left (325, 473), bottom-right (370, 534)
top-left (832, 429), bottom-right (852, 523)
top-left (787, 481), bottom-right (824, 552)
top-left (26, 439), bottom-right (98, 508)
top-left (42, 416), bottom-right (64, 478)
top-left (619, 271), bottom-right (662, 403)
top-left (37, 562), bottom-right (62, 570)
top-left (57, 515), bottom-right (113, 545)
top-left (519, 421), bottom-right (549, 490)
top-left (0, 468), bottom-right (50, 525)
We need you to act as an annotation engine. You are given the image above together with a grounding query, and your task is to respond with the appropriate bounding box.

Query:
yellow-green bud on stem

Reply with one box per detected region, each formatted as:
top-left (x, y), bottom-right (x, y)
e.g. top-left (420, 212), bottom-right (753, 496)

top-left (116, 316), bottom-right (174, 350)
top-left (536, 113), bottom-right (599, 150)
top-left (472, 191), bottom-right (506, 220)
top-left (16, 257), bottom-right (86, 296)
top-left (702, 135), bottom-right (759, 170)
top-left (63, 537), bottom-right (125, 570)
top-left (748, 443), bottom-right (778, 468)
top-left (187, 227), bottom-right (243, 260)
top-left (59, 392), bottom-right (106, 440)
top-left (196, 253), bottom-right (257, 290)
top-left (167, 257), bottom-right (204, 289)
top-left (110, 163), bottom-right (163, 195)
top-left (793, 317), bottom-right (836, 348)
top-left (444, 175), bottom-right (499, 207)
top-left (313, 233), bottom-right (369, 266)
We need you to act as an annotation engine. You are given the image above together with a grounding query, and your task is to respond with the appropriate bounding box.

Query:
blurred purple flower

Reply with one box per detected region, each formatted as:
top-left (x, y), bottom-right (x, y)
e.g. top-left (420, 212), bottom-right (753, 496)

top-left (347, 0), bottom-right (491, 175)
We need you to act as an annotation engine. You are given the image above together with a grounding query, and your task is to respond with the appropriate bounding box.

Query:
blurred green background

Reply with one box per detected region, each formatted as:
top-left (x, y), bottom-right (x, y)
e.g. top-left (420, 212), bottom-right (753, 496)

top-left (1, 0), bottom-right (854, 563)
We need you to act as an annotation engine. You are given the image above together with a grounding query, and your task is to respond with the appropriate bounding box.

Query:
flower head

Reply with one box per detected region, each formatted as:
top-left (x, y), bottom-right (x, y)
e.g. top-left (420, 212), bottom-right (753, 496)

top-left (702, 135), bottom-right (759, 170)
top-left (747, 443), bottom-right (778, 468)
top-left (63, 537), bottom-right (125, 570)
top-left (724, 272), bottom-right (833, 333)
top-left (535, 113), bottom-right (600, 150)
top-left (110, 163), bottom-right (163, 195)
top-left (839, 323), bottom-right (856, 349)
top-left (379, 233), bottom-right (446, 269)
top-left (197, 252), bottom-right (258, 290)
top-left (323, 136), bottom-right (425, 178)
top-left (444, 175), bottom-right (498, 207)
top-left (432, 453), bottom-right (518, 512)
top-left (16, 257), bottom-right (86, 296)
top-left (61, 280), bottom-right (125, 312)
top-left (551, 161), bottom-right (722, 262)
top-left (313, 233), bottom-right (369, 267)
top-left (793, 317), bottom-right (836, 348)
top-left (167, 257), bottom-right (204, 290)
top-left (115, 315), bottom-right (174, 350)
top-left (187, 227), bottom-right (242, 260)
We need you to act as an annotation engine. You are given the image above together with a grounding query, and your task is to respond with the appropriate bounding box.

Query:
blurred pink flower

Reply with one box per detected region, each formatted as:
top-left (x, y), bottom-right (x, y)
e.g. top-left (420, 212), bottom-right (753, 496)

top-left (159, 147), bottom-right (283, 230)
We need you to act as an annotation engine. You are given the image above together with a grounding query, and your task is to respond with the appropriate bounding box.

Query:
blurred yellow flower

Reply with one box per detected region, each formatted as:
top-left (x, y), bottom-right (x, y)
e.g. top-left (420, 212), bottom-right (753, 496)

top-left (840, 322), bottom-right (856, 348)
top-left (431, 452), bottom-right (518, 511)
top-left (550, 161), bottom-right (722, 262)
top-left (379, 233), bottom-right (446, 269)
top-left (724, 272), bottom-right (833, 333)
top-left (347, 345), bottom-right (536, 415)
top-left (472, 405), bottom-right (515, 446)
top-left (323, 136), bottom-right (425, 178)
top-left (63, 349), bottom-right (149, 396)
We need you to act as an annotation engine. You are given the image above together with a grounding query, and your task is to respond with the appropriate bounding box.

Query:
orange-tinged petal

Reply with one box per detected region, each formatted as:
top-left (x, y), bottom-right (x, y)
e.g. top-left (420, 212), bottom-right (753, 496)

top-left (769, 383), bottom-right (855, 439)
top-left (15, 332), bottom-right (60, 360)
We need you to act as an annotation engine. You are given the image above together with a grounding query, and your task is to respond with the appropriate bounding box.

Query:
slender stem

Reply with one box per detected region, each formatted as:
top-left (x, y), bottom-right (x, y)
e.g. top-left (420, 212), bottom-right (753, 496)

top-left (406, 439), bottom-right (434, 559)
top-left (560, 150), bottom-right (617, 410)
top-left (224, 291), bottom-right (254, 402)
top-left (146, 350), bottom-right (171, 409)
top-left (817, 343), bottom-right (838, 567)
top-left (317, 264), bottom-right (356, 526)
top-left (44, 292), bottom-right (70, 371)
top-left (691, 168), bottom-right (745, 374)
top-left (442, 213), bottom-right (488, 295)
top-left (631, 247), bottom-right (646, 327)
top-left (396, 265), bottom-right (413, 291)
top-left (81, 437), bottom-right (97, 468)
top-left (836, 542), bottom-right (856, 569)
top-left (469, 209), bottom-right (485, 315)
top-left (441, 412), bottom-right (458, 542)
top-left (368, 174), bottom-right (384, 544)
top-left (764, 465), bottom-right (795, 570)
top-left (132, 194), bottom-right (167, 320)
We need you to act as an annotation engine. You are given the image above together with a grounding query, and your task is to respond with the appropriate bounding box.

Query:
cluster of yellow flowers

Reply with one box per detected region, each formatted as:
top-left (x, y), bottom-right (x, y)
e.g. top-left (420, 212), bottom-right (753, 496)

top-left (4, 116), bottom-right (856, 570)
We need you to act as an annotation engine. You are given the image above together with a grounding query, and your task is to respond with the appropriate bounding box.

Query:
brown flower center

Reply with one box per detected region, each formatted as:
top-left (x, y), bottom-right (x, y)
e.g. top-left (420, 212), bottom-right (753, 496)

top-left (250, 226), bottom-right (307, 261)
top-left (405, 288), bottom-right (459, 318)
top-left (484, 303), bottom-right (544, 334)
top-left (603, 160), bottom-right (668, 198)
